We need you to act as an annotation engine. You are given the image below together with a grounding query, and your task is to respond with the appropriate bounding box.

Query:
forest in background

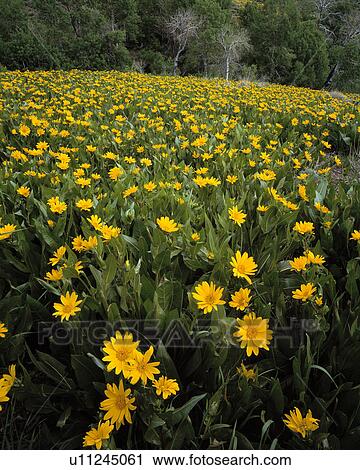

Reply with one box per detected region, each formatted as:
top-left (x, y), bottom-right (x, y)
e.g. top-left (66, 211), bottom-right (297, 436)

top-left (0, 0), bottom-right (359, 92)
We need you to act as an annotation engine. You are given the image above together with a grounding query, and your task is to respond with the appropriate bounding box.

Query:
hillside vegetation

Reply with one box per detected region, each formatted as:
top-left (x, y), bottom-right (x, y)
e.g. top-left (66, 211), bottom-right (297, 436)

top-left (0, 70), bottom-right (360, 449)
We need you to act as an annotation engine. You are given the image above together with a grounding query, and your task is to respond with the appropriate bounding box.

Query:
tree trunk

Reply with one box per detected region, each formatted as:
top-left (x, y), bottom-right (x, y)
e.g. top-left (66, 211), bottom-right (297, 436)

top-left (203, 58), bottom-right (208, 77)
top-left (225, 56), bottom-right (230, 81)
top-left (173, 45), bottom-right (185, 76)
top-left (323, 63), bottom-right (339, 88)
top-left (173, 52), bottom-right (179, 75)
top-left (111, 9), bottom-right (116, 32)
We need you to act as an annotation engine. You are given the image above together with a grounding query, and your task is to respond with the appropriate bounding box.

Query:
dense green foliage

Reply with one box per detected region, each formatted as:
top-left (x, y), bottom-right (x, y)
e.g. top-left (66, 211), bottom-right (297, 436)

top-left (0, 70), bottom-right (359, 450)
top-left (0, 0), bottom-right (359, 91)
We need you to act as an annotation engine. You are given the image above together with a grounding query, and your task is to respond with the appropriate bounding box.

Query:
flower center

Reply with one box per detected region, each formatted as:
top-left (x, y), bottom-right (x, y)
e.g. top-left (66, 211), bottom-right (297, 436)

top-left (205, 293), bottom-right (216, 304)
top-left (137, 361), bottom-right (146, 371)
top-left (237, 262), bottom-right (246, 273)
top-left (246, 326), bottom-right (258, 339)
top-left (62, 304), bottom-right (73, 314)
top-left (116, 396), bottom-right (126, 409)
top-left (116, 349), bottom-right (128, 361)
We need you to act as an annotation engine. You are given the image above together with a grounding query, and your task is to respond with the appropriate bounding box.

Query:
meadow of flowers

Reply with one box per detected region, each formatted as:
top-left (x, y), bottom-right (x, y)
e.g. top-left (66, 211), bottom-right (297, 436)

top-left (0, 70), bottom-right (360, 450)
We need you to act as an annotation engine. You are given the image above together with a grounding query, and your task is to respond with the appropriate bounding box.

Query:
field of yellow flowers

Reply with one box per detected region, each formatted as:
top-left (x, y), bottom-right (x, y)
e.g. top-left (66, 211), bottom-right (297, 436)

top-left (0, 70), bottom-right (360, 450)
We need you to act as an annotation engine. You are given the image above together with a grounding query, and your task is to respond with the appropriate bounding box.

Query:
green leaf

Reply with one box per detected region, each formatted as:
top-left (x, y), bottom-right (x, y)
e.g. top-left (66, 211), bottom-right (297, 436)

top-left (268, 379), bottom-right (284, 416)
top-left (71, 354), bottom-right (104, 389)
top-left (89, 265), bottom-right (102, 287)
top-left (26, 348), bottom-right (73, 390)
top-left (104, 253), bottom-right (118, 287)
top-left (156, 341), bottom-right (180, 381)
top-left (166, 393), bottom-right (206, 426)
top-left (36, 278), bottom-right (61, 295)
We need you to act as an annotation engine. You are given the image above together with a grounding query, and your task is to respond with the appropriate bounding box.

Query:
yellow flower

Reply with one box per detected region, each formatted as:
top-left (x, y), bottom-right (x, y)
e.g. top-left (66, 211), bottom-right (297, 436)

top-left (293, 221), bottom-right (314, 235)
top-left (75, 177), bottom-right (91, 188)
top-left (0, 365), bottom-right (16, 390)
top-left (284, 201), bottom-right (299, 211)
top-left (72, 235), bottom-right (86, 252)
top-left (350, 230), bottom-right (360, 241)
top-left (283, 408), bottom-right (319, 438)
top-left (193, 175), bottom-right (208, 187)
top-left (233, 312), bottom-right (273, 357)
top-left (53, 291), bottom-right (82, 321)
top-left (100, 380), bottom-right (136, 426)
top-left (19, 124), bottom-right (31, 136)
top-left (87, 214), bottom-right (103, 230)
top-left (49, 246), bottom-right (66, 266)
top-left (44, 268), bottom-right (63, 282)
top-left (140, 158), bottom-right (152, 167)
top-left (0, 322), bottom-right (8, 338)
top-left (47, 196), bottom-right (67, 214)
top-left (144, 181), bottom-right (157, 192)
top-left (292, 283), bottom-right (316, 302)
top-left (228, 206), bottom-right (247, 226)
top-left (102, 331), bottom-right (139, 375)
top-left (289, 256), bottom-right (309, 272)
top-left (207, 250), bottom-right (215, 260)
top-left (257, 205), bottom-right (269, 212)
top-left (305, 250), bottom-right (325, 265)
top-left (191, 232), bottom-right (200, 241)
top-left (237, 362), bottom-right (257, 381)
top-left (83, 421), bottom-right (114, 450)
top-left (257, 169), bottom-right (276, 181)
top-left (226, 175), bottom-right (238, 184)
top-left (36, 141), bottom-right (48, 150)
top-left (230, 251), bottom-right (258, 284)
top-left (315, 296), bottom-right (323, 306)
top-left (123, 185), bottom-right (138, 198)
top-left (229, 288), bottom-right (252, 311)
top-left (192, 281), bottom-right (226, 314)
top-left (334, 156), bottom-right (342, 166)
top-left (156, 216), bottom-right (179, 233)
top-left (314, 202), bottom-right (330, 214)
top-left (153, 376), bottom-right (180, 399)
top-left (0, 385), bottom-right (9, 411)
top-left (103, 152), bottom-right (118, 161)
top-left (17, 186), bottom-right (30, 198)
top-left (0, 224), bottom-right (17, 240)
top-left (76, 199), bottom-right (93, 211)
top-left (100, 224), bottom-right (121, 241)
top-left (126, 346), bottom-right (160, 385)
top-left (206, 176), bottom-right (221, 186)
top-left (83, 236), bottom-right (98, 250)
top-left (298, 184), bottom-right (309, 202)
top-left (74, 261), bottom-right (84, 274)
top-left (192, 135), bottom-right (208, 147)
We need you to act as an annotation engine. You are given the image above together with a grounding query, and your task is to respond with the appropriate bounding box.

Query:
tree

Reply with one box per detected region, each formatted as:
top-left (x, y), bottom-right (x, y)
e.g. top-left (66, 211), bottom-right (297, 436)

top-left (340, 9), bottom-right (360, 43)
top-left (184, 0), bottom-right (231, 77)
top-left (310, 0), bottom-right (360, 89)
top-left (100, 0), bottom-right (140, 43)
top-left (217, 26), bottom-right (251, 80)
top-left (165, 8), bottom-right (202, 75)
top-left (0, 0), bottom-right (357, 92)
top-left (313, 0), bottom-right (338, 31)
top-left (244, 0), bottom-right (329, 87)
